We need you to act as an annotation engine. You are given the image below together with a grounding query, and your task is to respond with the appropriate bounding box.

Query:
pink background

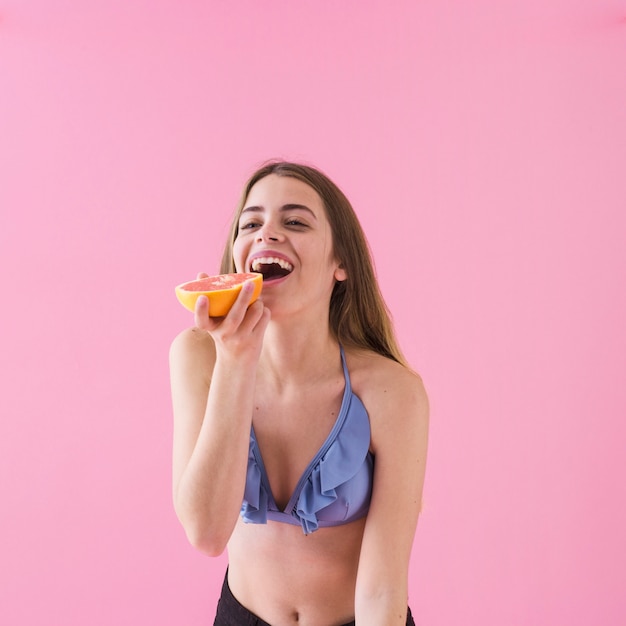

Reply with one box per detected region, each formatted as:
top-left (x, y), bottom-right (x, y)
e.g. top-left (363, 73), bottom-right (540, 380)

top-left (1, 1), bottom-right (625, 624)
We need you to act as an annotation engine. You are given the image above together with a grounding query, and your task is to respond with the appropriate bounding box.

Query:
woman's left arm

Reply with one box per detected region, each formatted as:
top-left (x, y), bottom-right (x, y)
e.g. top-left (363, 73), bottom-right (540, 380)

top-left (355, 364), bottom-right (429, 625)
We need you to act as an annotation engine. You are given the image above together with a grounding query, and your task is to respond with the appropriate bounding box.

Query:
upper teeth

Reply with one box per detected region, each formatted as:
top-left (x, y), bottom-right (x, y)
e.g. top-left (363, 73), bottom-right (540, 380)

top-left (251, 257), bottom-right (293, 272)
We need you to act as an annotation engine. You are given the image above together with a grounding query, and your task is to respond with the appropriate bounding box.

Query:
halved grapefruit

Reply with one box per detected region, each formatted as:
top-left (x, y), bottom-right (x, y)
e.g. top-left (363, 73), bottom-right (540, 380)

top-left (175, 273), bottom-right (263, 317)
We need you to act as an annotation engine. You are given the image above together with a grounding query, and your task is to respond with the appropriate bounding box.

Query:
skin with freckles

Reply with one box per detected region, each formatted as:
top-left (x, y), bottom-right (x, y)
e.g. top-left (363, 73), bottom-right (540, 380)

top-left (170, 164), bottom-right (429, 625)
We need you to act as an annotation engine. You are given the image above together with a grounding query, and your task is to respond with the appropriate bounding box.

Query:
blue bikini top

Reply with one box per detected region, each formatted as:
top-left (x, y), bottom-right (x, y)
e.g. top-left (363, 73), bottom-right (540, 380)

top-left (240, 347), bottom-right (374, 535)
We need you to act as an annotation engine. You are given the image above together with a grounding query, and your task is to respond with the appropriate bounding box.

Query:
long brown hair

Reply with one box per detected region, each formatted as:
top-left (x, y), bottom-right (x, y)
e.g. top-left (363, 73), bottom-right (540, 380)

top-left (220, 161), bottom-right (407, 366)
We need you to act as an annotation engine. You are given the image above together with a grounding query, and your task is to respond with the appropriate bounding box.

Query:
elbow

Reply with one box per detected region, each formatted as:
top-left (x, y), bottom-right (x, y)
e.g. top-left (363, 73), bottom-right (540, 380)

top-left (175, 505), bottom-right (231, 557)
top-left (173, 485), bottom-right (237, 556)
top-left (184, 523), bottom-right (228, 557)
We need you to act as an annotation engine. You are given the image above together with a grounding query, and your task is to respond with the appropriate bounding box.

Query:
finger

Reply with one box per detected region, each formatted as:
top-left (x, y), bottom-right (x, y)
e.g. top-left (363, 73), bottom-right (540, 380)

top-left (239, 300), bottom-right (271, 337)
top-left (238, 299), bottom-right (263, 329)
top-left (222, 280), bottom-right (257, 327)
top-left (196, 271), bottom-right (210, 280)
top-left (194, 295), bottom-right (212, 329)
top-left (253, 304), bottom-right (272, 334)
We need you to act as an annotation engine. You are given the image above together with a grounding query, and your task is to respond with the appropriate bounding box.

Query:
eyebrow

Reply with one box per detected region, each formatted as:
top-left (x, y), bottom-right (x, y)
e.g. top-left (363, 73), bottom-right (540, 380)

top-left (240, 203), bottom-right (318, 219)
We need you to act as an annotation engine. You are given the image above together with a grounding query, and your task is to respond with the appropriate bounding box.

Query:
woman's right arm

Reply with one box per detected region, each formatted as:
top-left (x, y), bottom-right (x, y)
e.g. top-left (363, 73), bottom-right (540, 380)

top-left (169, 281), bottom-right (270, 556)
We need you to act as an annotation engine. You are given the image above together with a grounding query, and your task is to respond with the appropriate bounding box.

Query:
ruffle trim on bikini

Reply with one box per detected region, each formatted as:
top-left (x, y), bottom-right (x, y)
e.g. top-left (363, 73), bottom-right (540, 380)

top-left (295, 395), bottom-right (370, 534)
top-left (241, 442), bottom-right (269, 524)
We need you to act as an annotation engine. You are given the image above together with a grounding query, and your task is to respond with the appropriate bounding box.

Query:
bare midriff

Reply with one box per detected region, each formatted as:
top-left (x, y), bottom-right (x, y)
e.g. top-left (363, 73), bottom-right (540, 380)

top-left (227, 515), bottom-right (367, 626)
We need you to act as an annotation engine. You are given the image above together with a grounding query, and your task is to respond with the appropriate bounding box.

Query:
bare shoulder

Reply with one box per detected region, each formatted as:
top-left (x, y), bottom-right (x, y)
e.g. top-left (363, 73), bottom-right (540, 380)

top-left (344, 348), bottom-right (429, 448)
top-left (169, 327), bottom-right (216, 383)
top-left (345, 348), bottom-right (427, 405)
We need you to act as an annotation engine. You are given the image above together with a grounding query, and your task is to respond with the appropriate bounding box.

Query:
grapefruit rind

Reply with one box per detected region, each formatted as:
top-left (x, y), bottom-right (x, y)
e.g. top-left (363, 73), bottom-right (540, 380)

top-left (175, 273), bottom-right (263, 317)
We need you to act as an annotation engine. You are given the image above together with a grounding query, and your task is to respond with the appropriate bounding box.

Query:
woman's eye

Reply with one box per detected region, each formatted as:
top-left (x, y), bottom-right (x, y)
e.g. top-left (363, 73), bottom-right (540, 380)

top-left (240, 221), bottom-right (261, 230)
top-left (286, 219), bottom-right (306, 227)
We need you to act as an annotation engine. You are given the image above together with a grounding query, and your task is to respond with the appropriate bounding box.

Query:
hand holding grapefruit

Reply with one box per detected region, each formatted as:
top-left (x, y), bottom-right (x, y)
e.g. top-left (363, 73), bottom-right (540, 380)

top-left (175, 273), bottom-right (263, 317)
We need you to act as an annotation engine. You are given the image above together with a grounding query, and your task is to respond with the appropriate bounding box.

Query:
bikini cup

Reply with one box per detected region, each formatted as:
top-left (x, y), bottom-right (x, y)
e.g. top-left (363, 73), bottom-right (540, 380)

top-left (240, 347), bottom-right (374, 535)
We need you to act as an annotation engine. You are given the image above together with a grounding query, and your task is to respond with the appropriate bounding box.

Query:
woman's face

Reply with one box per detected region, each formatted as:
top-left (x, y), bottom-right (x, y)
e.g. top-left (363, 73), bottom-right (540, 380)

top-left (232, 174), bottom-right (346, 316)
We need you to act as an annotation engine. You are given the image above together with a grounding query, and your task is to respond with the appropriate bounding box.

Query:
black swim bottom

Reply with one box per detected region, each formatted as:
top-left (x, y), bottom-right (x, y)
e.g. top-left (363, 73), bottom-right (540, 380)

top-left (213, 571), bottom-right (416, 625)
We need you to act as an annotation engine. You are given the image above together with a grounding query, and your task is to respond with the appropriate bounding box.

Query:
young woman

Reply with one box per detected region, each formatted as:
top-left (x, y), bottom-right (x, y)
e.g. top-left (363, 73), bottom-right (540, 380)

top-left (170, 161), bottom-right (429, 626)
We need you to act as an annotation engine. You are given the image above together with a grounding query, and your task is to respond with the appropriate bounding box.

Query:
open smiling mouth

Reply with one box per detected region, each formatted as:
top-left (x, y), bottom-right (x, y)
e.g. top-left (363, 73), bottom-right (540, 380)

top-left (250, 256), bottom-right (294, 282)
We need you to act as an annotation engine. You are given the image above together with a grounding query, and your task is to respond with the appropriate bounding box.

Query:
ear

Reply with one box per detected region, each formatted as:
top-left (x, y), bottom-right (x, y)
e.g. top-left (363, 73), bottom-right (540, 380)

top-left (334, 263), bottom-right (347, 282)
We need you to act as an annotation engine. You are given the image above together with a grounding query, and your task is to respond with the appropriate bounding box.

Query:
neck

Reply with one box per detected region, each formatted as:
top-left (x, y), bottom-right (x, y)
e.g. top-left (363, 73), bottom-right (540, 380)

top-left (258, 319), bottom-right (341, 389)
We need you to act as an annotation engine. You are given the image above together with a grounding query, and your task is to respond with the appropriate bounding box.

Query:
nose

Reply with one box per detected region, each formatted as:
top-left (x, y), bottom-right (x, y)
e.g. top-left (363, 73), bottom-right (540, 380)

top-left (255, 223), bottom-right (281, 243)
